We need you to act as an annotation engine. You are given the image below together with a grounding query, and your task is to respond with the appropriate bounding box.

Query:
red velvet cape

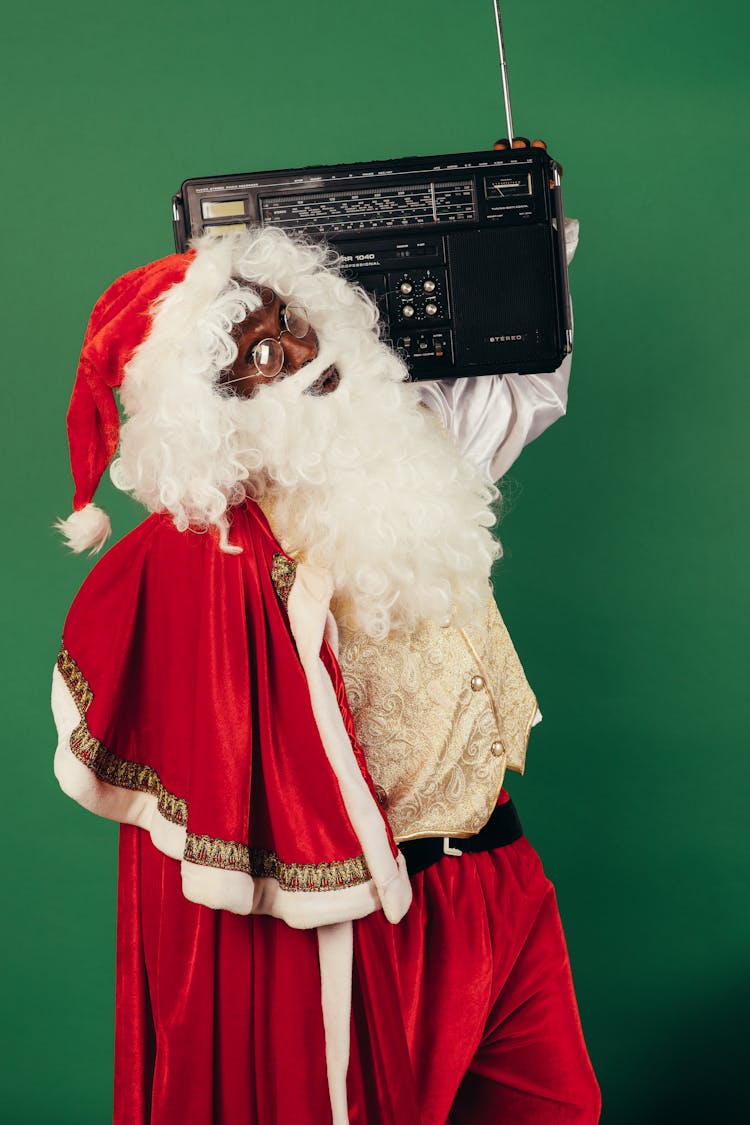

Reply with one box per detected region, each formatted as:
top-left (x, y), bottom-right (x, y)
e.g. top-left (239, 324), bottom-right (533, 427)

top-left (52, 500), bottom-right (402, 926)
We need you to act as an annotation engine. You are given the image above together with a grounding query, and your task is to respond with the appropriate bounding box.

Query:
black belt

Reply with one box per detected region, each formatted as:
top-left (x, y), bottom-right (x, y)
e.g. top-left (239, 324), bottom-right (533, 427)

top-left (399, 798), bottom-right (523, 878)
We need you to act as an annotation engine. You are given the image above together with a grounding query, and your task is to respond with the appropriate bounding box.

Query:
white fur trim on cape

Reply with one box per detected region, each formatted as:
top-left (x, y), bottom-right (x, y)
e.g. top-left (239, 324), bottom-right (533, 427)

top-left (287, 563), bottom-right (412, 925)
top-left (54, 504), bottom-right (112, 554)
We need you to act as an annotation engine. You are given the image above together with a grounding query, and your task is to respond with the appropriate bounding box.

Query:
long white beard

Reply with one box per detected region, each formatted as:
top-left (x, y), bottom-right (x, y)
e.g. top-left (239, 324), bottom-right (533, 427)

top-left (232, 331), bottom-right (500, 641)
top-left (113, 228), bottom-right (500, 640)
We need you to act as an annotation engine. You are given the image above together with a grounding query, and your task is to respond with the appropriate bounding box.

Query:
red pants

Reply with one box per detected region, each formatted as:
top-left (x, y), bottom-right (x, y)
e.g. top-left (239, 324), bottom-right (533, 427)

top-left (115, 825), bottom-right (600, 1124)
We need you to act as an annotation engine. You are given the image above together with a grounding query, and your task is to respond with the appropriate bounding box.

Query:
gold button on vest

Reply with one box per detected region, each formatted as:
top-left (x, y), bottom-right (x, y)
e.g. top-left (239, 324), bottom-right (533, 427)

top-left (337, 596), bottom-right (538, 842)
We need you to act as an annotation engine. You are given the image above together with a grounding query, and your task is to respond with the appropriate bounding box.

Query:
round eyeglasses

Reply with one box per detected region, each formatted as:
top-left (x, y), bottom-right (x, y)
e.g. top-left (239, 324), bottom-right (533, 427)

top-left (244, 287), bottom-right (312, 380)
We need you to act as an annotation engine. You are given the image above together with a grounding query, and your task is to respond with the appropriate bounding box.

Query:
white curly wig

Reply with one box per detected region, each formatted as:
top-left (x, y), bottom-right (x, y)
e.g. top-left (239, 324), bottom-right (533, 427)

top-left (111, 227), bottom-right (500, 640)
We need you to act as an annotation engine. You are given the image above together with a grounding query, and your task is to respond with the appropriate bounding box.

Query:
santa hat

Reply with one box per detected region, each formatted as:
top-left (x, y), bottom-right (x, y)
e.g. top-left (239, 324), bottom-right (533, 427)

top-left (55, 251), bottom-right (194, 553)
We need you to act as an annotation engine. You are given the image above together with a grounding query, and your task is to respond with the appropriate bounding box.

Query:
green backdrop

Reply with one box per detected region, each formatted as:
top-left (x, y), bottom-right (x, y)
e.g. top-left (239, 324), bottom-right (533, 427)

top-left (2, 1), bottom-right (748, 1121)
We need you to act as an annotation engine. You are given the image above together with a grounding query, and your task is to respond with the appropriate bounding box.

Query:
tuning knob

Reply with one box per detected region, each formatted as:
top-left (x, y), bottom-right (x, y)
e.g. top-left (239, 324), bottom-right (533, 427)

top-left (422, 278), bottom-right (436, 293)
top-left (399, 281), bottom-right (413, 296)
top-left (402, 304), bottom-right (415, 318)
top-left (425, 302), bottom-right (438, 317)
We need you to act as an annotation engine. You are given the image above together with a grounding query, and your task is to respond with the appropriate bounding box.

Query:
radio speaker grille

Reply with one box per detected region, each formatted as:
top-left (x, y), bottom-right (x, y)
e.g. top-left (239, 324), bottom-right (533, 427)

top-left (448, 226), bottom-right (557, 366)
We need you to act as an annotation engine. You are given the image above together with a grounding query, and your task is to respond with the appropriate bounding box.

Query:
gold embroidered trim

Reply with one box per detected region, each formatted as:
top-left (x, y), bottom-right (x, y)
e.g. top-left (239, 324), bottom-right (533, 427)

top-left (57, 647), bottom-right (188, 827)
top-left (271, 553), bottom-right (297, 606)
top-left (57, 647), bottom-right (371, 892)
top-left (57, 647), bottom-right (93, 716)
top-left (178, 838), bottom-right (371, 891)
top-left (249, 847), bottom-right (371, 892)
top-left (184, 832), bottom-right (251, 874)
top-left (182, 837), bottom-right (371, 891)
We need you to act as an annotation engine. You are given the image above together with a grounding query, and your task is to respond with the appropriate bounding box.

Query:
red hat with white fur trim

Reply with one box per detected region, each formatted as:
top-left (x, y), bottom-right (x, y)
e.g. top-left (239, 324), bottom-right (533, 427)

top-left (56, 251), bottom-right (194, 554)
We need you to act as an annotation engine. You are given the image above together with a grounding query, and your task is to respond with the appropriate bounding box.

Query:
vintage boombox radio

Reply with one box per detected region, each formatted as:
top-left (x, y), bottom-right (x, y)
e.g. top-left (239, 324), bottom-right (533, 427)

top-left (170, 6), bottom-right (572, 380)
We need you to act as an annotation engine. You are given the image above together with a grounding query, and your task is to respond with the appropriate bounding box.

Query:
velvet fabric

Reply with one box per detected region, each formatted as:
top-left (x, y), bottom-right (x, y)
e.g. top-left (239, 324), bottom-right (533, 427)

top-left (58, 501), bottom-right (397, 918)
top-left (114, 820), bottom-right (601, 1124)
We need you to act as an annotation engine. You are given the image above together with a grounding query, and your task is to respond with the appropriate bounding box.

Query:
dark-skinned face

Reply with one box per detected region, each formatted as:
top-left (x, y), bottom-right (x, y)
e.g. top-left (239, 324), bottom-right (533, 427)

top-left (220, 285), bottom-right (340, 398)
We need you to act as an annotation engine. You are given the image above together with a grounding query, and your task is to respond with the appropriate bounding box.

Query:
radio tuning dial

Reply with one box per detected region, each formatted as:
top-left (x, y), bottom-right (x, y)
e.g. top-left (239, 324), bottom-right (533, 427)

top-left (399, 281), bottom-right (413, 295)
top-left (423, 278), bottom-right (436, 293)
top-left (425, 302), bottom-right (438, 317)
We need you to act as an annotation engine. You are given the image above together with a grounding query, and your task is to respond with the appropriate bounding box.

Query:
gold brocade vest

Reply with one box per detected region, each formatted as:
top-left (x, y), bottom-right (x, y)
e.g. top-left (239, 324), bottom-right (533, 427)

top-left (336, 598), bottom-right (538, 843)
top-left (257, 500), bottom-right (537, 844)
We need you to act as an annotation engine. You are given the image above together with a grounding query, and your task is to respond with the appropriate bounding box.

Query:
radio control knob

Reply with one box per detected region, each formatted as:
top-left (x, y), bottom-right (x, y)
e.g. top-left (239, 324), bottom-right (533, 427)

top-left (399, 281), bottom-right (413, 295)
top-left (402, 304), bottom-right (415, 318)
top-left (425, 302), bottom-right (438, 317)
top-left (423, 278), bottom-right (436, 293)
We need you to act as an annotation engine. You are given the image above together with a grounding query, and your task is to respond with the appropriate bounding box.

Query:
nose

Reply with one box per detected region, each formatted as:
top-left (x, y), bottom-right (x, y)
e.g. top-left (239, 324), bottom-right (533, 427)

top-left (281, 328), bottom-right (319, 374)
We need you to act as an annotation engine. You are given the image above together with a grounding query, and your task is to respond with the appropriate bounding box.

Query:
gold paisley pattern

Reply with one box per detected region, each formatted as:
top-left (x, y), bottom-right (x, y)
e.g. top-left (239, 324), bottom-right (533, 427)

top-left (57, 648), bottom-right (188, 827)
top-left (271, 553), bottom-right (297, 606)
top-left (337, 598), bottom-right (538, 842)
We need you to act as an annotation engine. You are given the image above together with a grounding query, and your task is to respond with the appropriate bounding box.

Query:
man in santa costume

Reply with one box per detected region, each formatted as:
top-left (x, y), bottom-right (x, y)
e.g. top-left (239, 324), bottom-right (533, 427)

top-left (53, 221), bottom-right (600, 1123)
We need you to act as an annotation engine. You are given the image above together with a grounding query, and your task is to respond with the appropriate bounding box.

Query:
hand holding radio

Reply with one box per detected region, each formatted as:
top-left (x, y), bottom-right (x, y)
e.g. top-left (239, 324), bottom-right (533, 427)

top-left (493, 137), bottom-right (548, 151)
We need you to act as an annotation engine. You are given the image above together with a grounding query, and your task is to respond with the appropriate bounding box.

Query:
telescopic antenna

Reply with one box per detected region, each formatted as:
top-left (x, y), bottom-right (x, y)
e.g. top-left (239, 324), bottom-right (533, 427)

top-left (492, 1), bottom-right (515, 143)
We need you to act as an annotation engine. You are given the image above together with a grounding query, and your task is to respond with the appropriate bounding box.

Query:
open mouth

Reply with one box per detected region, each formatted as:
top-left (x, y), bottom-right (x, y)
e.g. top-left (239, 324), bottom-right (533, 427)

top-left (305, 364), bottom-right (341, 397)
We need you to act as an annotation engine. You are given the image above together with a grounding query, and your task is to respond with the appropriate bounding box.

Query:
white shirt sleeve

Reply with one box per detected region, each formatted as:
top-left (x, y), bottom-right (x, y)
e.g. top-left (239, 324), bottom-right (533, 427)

top-left (416, 218), bottom-right (579, 483)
